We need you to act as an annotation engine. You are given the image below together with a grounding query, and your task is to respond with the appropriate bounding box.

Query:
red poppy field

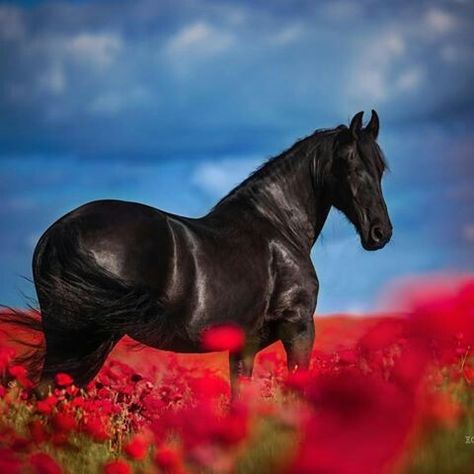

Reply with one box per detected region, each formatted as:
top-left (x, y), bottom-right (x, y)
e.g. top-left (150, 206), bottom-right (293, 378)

top-left (1, 276), bottom-right (474, 474)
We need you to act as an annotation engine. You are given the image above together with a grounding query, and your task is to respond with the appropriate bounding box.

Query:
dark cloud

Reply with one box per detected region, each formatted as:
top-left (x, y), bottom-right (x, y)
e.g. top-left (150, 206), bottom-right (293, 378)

top-left (0, 0), bottom-right (473, 159)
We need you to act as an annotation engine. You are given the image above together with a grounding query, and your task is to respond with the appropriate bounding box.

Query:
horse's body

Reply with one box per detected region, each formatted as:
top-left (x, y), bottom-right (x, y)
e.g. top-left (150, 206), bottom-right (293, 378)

top-left (28, 110), bottom-right (392, 394)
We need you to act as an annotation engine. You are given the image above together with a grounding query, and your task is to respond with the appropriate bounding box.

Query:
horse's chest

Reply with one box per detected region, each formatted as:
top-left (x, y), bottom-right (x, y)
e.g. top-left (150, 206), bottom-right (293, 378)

top-left (265, 248), bottom-right (317, 320)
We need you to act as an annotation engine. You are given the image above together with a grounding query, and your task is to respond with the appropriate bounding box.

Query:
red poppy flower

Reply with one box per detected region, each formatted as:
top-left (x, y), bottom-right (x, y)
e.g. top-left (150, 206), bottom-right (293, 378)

top-left (51, 412), bottom-right (77, 434)
top-left (154, 445), bottom-right (181, 470)
top-left (28, 452), bottom-right (62, 474)
top-left (28, 420), bottom-right (49, 444)
top-left (54, 373), bottom-right (73, 387)
top-left (103, 459), bottom-right (132, 474)
top-left (0, 448), bottom-right (21, 474)
top-left (123, 434), bottom-right (149, 460)
top-left (8, 365), bottom-right (26, 378)
top-left (408, 279), bottom-right (474, 353)
top-left (82, 418), bottom-right (109, 442)
top-left (286, 369), bottom-right (312, 392)
top-left (35, 395), bottom-right (58, 415)
top-left (8, 365), bottom-right (33, 388)
top-left (201, 325), bottom-right (245, 353)
top-left (215, 411), bottom-right (248, 445)
top-left (51, 433), bottom-right (69, 447)
top-left (10, 435), bottom-right (30, 452)
top-left (290, 369), bottom-right (419, 474)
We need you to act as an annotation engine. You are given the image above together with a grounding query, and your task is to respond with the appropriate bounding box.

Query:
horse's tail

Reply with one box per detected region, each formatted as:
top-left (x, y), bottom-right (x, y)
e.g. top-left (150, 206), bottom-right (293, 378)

top-left (1, 221), bottom-right (166, 387)
top-left (0, 306), bottom-right (45, 384)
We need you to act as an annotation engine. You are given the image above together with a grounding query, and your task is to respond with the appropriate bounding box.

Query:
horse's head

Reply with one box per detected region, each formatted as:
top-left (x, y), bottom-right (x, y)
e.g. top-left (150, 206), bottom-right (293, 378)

top-left (329, 110), bottom-right (392, 251)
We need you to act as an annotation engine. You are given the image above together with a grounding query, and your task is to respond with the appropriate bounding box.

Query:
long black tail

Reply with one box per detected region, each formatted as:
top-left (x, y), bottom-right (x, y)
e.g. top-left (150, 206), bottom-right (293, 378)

top-left (0, 306), bottom-right (45, 382)
top-left (1, 222), bottom-right (169, 386)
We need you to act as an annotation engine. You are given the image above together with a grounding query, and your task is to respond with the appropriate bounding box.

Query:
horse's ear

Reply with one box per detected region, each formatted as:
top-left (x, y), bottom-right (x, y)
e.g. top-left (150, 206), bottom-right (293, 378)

top-left (349, 111), bottom-right (364, 139)
top-left (366, 109), bottom-right (379, 140)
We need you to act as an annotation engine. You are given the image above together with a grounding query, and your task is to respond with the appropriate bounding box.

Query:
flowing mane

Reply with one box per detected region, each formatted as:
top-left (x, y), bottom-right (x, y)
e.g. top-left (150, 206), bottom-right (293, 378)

top-left (212, 127), bottom-right (343, 210)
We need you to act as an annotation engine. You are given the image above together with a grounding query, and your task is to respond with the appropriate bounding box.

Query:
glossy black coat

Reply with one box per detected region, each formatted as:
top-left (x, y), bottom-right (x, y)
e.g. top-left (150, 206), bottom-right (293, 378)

top-left (30, 110), bottom-right (392, 394)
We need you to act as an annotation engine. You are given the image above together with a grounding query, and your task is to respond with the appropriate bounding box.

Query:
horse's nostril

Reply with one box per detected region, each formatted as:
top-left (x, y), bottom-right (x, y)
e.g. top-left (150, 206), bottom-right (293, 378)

top-left (371, 226), bottom-right (384, 243)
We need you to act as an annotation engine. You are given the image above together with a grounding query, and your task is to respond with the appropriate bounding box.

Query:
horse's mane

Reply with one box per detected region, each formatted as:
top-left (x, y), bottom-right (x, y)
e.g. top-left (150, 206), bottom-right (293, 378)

top-left (213, 127), bottom-right (342, 209)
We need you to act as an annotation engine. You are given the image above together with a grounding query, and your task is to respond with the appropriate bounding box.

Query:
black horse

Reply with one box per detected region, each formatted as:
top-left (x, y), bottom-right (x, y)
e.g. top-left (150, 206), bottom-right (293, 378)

top-left (15, 110), bottom-right (392, 395)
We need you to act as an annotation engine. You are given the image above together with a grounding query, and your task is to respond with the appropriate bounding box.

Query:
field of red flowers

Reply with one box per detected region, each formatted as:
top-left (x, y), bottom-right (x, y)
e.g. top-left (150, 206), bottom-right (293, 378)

top-left (1, 276), bottom-right (474, 474)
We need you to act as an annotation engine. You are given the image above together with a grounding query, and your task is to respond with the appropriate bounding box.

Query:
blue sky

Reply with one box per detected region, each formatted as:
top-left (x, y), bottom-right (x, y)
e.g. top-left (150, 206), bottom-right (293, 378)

top-left (0, 0), bottom-right (473, 313)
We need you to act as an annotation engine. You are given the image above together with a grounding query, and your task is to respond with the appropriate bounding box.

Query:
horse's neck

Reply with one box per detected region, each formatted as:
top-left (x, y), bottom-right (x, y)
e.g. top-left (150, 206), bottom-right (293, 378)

top-left (251, 153), bottom-right (330, 252)
top-left (211, 138), bottom-right (332, 253)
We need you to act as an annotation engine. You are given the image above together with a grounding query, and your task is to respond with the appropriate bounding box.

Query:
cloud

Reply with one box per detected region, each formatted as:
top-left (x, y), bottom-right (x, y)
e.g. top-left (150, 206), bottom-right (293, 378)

top-left (348, 28), bottom-right (431, 105)
top-left (349, 32), bottom-right (409, 102)
top-left (395, 68), bottom-right (423, 91)
top-left (38, 63), bottom-right (66, 95)
top-left (165, 22), bottom-right (234, 58)
top-left (424, 8), bottom-right (458, 35)
top-left (192, 157), bottom-right (261, 197)
top-left (0, 0), bottom-right (473, 158)
top-left (66, 32), bottom-right (123, 69)
top-left (88, 86), bottom-right (152, 115)
top-left (269, 24), bottom-right (305, 45)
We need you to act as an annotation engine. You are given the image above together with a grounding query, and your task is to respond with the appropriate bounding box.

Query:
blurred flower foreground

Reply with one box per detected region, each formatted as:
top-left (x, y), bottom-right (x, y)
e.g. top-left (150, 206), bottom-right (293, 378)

top-left (1, 276), bottom-right (474, 474)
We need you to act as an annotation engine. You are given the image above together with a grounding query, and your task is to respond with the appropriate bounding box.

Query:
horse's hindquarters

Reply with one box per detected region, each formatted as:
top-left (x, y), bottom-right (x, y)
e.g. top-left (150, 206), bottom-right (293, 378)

top-left (71, 200), bottom-right (173, 294)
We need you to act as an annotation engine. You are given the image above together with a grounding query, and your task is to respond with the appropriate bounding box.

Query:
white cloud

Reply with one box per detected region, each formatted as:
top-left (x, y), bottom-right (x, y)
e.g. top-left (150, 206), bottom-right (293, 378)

top-left (88, 86), bottom-right (151, 115)
top-left (270, 24), bottom-right (305, 45)
top-left (396, 68), bottom-right (423, 91)
top-left (66, 32), bottom-right (122, 68)
top-left (192, 157), bottom-right (261, 198)
top-left (348, 29), bottom-right (430, 104)
top-left (424, 8), bottom-right (457, 35)
top-left (355, 68), bottom-right (387, 101)
top-left (383, 33), bottom-right (405, 55)
top-left (350, 32), bottom-right (407, 101)
top-left (165, 22), bottom-right (234, 57)
top-left (38, 63), bottom-right (66, 95)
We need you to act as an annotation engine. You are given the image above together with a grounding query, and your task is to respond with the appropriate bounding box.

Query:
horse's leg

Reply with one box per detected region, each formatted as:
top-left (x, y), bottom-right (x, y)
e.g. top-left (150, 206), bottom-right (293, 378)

top-left (279, 317), bottom-right (315, 372)
top-left (229, 351), bottom-right (256, 399)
